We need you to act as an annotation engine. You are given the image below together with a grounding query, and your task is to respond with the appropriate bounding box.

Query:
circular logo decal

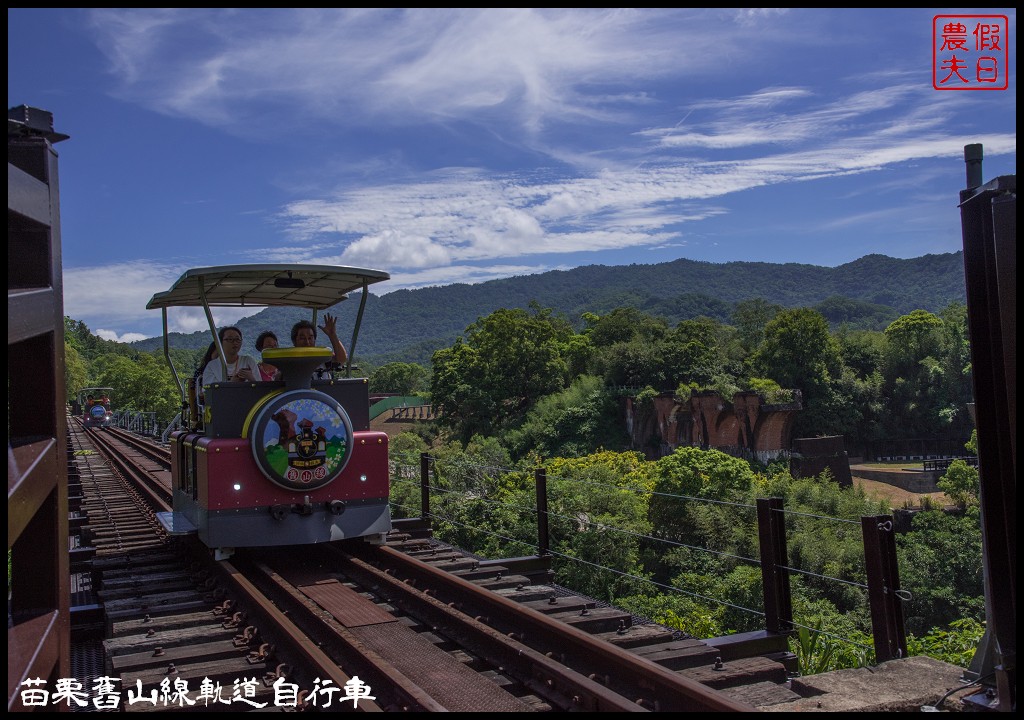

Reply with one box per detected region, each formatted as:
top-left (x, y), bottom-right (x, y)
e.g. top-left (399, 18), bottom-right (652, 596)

top-left (90, 405), bottom-right (106, 418)
top-left (249, 390), bottom-right (354, 491)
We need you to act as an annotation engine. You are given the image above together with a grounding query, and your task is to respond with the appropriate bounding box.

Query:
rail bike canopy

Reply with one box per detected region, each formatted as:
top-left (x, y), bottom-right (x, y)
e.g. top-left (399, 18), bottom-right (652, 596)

top-left (146, 264), bottom-right (390, 311)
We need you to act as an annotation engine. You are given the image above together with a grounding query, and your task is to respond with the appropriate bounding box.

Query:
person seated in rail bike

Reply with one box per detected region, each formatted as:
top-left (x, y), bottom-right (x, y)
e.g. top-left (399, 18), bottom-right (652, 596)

top-left (201, 326), bottom-right (261, 385)
top-left (290, 313), bottom-right (347, 379)
top-left (191, 341), bottom-right (218, 408)
top-left (254, 330), bottom-right (282, 381)
top-left (195, 341), bottom-right (218, 382)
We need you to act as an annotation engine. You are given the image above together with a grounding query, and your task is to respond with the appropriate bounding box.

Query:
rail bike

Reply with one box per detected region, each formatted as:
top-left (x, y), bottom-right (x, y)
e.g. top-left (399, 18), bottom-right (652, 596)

top-left (147, 264), bottom-right (391, 558)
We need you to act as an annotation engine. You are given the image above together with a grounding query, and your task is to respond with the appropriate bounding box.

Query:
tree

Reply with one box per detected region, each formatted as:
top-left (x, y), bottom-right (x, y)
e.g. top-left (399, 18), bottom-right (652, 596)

top-left (664, 317), bottom-right (741, 396)
top-left (936, 303), bottom-right (974, 435)
top-left (596, 341), bottom-right (669, 389)
top-left (91, 352), bottom-right (181, 424)
top-left (835, 327), bottom-right (885, 380)
top-left (369, 362), bottom-right (429, 395)
top-left (897, 508), bottom-right (984, 636)
top-left (583, 307), bottom-right (668, 347)
top-left (752, 308), bottom-right (840, 392)
top-left (937, 460), bottom-right (980, 509)
top-left (883, 310), bottom-right (943, 373)
top-left (431, 307), bottom-right (572, 442)
top-left (879, 308), bottom-right (972, 441)
top-left (586, 308), bottom-right (669, 387)
top-left (750, 308), bottom-right (843, 436)
top-left (965, 430), bottom-right (978, 455)
top-left (544, 451), bottom-right (656, 600)
top-left (647, 446), bottom-right (756, 541)
top-left (503, 375), bottom-right (629, 460)
top-left (732, 298), bottom-right (783, 353)
top-left (64, 341), bottom-right (88, 402)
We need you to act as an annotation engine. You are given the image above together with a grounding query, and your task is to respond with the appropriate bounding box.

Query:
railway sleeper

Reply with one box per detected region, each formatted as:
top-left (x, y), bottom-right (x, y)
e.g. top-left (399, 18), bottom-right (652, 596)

top-left (106, 625), bottom-right (240, 656)
top-left (106, 598), bottom-right (214, 625)
top-left (681, 655), bottom-right (790, 689)
top-left (518, 594), bottom-right (596, 615)
top-left (112, 639), bottom-right (254, 674)
top-left (549, 606), bottom-right (634, 634)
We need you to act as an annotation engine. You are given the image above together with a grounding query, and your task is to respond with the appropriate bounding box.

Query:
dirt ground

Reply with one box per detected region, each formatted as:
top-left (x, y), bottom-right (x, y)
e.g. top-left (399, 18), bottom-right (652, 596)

top-left (852, 476), bottom-right (950, 509)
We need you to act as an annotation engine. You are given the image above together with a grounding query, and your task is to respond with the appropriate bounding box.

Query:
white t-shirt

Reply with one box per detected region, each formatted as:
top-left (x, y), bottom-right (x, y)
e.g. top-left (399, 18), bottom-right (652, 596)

top-left (202, 355), bottom-right (262, 385)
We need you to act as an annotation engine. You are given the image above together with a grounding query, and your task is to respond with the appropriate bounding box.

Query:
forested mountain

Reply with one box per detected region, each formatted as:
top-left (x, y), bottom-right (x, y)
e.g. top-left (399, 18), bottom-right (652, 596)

top-left (129, 252), bottom-right (966, 366)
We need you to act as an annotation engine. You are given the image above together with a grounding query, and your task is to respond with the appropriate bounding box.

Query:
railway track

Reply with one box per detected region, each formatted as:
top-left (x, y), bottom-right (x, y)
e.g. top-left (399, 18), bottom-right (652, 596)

top-left (71, 421), bottom-right (381, 712)
top-left (68, 420), bottom-right (806, 712)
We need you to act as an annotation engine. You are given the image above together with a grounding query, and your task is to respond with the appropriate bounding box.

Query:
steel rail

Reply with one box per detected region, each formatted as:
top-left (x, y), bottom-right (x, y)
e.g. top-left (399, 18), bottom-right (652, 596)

top-left (340, 544), bottom-right (755, 712)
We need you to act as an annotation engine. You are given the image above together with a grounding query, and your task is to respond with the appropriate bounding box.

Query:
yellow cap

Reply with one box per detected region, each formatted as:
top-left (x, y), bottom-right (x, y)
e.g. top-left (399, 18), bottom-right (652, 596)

top-left (263, 347), bottom-right (332, 360)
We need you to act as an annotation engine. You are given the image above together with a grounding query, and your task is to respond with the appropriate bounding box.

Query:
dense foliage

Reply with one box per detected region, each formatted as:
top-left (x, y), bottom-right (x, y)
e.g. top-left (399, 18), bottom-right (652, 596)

top-left (389, 439), bottom-right (985, 674)
top-left (65, 317), bottom-right (187, 426)
top-left (78, 286), bottom-right (973, 458)
top-left (431, 306), bottom-right (576, 441)
top-left (423, 300), bottom-right (972, 461)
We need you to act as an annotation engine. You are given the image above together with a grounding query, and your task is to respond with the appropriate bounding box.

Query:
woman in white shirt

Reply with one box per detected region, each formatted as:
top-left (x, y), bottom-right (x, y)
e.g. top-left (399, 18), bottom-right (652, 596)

top-left (201, 326), bottom-right (261, 385)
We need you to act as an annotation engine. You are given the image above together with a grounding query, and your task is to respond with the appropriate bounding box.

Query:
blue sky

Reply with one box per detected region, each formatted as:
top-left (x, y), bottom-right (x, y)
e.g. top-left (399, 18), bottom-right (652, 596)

top-left (8, 8), bottom-right (1016, 342)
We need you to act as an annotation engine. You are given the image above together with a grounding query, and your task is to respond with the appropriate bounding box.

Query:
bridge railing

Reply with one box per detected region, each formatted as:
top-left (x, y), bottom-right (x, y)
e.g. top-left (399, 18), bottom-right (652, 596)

top-left (161, 413), bottom-right (183, 442)
top-left (389, 405), bottom-right (437, 420)
top-left (370, 395), bottom-right (428, 419)
top-left (922, 456), bottom-right (979, 472)
top-left (113, 411), bottom-right (160, 437)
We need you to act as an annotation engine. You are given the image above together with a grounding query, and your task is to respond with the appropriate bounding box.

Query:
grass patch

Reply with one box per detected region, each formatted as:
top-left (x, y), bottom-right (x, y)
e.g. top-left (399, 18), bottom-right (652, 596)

top-left (857, 462), bottom-right (919, 469)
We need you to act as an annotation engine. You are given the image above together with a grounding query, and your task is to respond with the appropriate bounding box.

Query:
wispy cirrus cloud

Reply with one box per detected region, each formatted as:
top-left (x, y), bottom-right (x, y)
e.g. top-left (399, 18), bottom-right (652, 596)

top-left (85, 8), bottom-right (804, 138)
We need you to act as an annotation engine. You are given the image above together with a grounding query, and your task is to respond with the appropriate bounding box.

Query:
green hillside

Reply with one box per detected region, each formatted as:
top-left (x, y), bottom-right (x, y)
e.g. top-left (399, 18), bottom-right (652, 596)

top-left (129, 252), bottom-right (966, 366)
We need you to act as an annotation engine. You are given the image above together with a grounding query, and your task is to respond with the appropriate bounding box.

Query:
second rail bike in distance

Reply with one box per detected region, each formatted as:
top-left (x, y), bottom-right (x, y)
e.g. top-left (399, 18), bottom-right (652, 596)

top-left (77, 386), bottom-right (114, 428)
top-left (147, 264), bottom-right (391, 559)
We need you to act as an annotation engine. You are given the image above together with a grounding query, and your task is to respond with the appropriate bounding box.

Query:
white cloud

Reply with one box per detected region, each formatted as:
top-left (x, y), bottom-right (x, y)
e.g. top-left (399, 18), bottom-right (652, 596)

top-left (86, 8), bottom-right (796, 136)
top-left (63, 261), bottom-right (182, 327)
top-left (95, 329), bottom-right (150, 343)
top-left (342, 230), bottom-right (453, 269)
top-left (163, 307), bottom-right (268, 335)
top-left (63, 262), bottom-right (265, 338)
top-left (268, 107), bottom-right (1015, 275)
top-left (383, 263), bottom-right (555, 291)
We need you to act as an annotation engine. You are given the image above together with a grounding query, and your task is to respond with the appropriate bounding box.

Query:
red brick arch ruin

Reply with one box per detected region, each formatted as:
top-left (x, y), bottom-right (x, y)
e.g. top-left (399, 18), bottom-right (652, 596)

top-left (624, 389), bottom-right (802, 464)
